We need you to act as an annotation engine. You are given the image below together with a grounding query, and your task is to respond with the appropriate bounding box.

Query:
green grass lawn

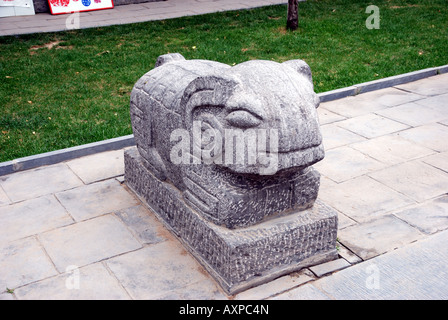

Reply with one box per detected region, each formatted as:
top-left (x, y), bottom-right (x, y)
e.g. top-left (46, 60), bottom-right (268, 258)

top-left (1, 0), bottom-right (447, 162)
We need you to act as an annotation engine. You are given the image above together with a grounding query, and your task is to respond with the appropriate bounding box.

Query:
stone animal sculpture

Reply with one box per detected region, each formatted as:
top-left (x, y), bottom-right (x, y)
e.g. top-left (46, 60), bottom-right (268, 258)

top-left (130, 53), bottom-right (324, 229)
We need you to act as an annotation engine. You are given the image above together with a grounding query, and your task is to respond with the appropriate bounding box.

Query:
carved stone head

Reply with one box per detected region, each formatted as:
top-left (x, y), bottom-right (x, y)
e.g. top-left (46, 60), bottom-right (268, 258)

top-left (130, 53), bottom-right (324, 228)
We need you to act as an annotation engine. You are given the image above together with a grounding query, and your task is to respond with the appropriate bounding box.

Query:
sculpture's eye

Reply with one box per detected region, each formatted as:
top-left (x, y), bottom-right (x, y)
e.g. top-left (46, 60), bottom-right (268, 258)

top-left (225, 110), bottom-right (262, 128)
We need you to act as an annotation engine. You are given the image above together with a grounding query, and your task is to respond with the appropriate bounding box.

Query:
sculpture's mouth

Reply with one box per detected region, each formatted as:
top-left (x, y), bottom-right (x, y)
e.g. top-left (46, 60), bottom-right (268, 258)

top-left (222, 143), bottom-right (325, 176)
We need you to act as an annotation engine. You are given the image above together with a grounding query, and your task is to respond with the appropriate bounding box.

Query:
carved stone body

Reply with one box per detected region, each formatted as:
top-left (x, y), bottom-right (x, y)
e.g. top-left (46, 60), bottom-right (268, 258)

top-left (130, 53), bottom-right (324, 228)
top-left (125, 54), bottom-right (338, 293)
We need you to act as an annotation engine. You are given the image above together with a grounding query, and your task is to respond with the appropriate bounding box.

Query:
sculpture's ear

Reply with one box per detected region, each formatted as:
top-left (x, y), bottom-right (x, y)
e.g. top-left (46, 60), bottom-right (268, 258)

top-left (154, 53), bottom-right (186, 68)
top-left (181, 75), bottom-right (239, 129)
top-left (282, 59), bottom-right (313, 85)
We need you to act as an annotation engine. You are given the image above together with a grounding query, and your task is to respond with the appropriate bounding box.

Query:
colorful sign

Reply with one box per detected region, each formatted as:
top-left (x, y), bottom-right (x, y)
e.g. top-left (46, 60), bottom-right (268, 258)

top-left (48, 0), bottom-right (114, 15)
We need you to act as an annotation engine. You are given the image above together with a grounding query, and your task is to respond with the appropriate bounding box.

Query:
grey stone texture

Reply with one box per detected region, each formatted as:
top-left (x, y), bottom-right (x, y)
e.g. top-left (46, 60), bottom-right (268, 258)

top-left (293, 230), bottom-right (448, 300)
top-left (0, 71), bottom-right (448, 299)
top-left (0, 163), bottom-right (83, 202)
top-left (126, 54), bottom-right (338, 294)
top-left (125, 147), bottom-right (338, 294)
top-left (130, 53), bottom-right (324, 228)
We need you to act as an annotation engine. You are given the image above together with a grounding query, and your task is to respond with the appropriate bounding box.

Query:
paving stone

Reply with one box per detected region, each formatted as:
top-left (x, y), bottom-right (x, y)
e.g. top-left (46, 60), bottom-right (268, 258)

top-left (157, 278), bottom-right (228, 300)
top-left (106, 241), bottom-right (211, 300)
top-left (314, 146), bottom-right (385, 183)
top-left (318, 175), bottom-right (415, 222)
top-left (353, 87), bottom-right (425, 107)
top-left (0, 237), bottom-right (58, 290)
top-left (309, 229), bottom-right (448, 299)
top-left (56, 179), bottom-right (139, 221)
top-left (413, 93), bottom-right (448, 112)
top-left (234, 269), bottom-right (314, 300)
top-left (14, 263), bottom-right (131, 300)
top-left (0, 186), bottom-right (10, 207)
top-left (309, 258), bottom-right (351, 277)
top-left (320, 123), bottom-right (366, 150)
top-left (320, 86), bottom-right (424, 118)
top-left (397, 123), bottom-right (448, 152)
top-left (350, 134), bottom-right (435, 166)
top-left (0, 292), bottom-right (14, 300)
top-left (395, 195), bottom-right (448, 234)
top-left (337, 244), bottom-right (362, 264)
top-left (422, 151), bottom-right (448, 173)
top-left (39, 214), bottom-right (141, 273)
top-left (319, 177), bottom-right (357, 230)
top-left (376, 102), bottom-right (448, 127)
top-left (114, 205), bottom-right (167, 245)
top-left (0, 195), bottom-right (73, 244)
top-left (369, 160), bottom-right (448, 203)
top-left (0, 163), bottom-right (83, 203)
top-left (337, 215), bottom-right (424, 260)
top-left (394, 74), bottom-right (448, 96)
top-left (270, 283), bottom-right (331, 300)
top-left (336, 113), bottom-right (410, 139)
top-left (66, 150), bottom-right (124, 184)
top-left (320, 93), bottom-right (391, 118)
top-left (317, 107), bottom-right (346, 125)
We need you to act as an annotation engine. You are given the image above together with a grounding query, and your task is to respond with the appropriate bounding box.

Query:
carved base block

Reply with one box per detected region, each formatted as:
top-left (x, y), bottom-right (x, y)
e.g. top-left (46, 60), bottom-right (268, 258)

top-left (124, 147), bottom-right (338, 295)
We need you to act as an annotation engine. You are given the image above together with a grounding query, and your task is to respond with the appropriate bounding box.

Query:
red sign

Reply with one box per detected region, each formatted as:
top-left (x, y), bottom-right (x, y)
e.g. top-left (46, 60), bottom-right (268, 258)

top-left (48, 0), bottom-right (114, 15)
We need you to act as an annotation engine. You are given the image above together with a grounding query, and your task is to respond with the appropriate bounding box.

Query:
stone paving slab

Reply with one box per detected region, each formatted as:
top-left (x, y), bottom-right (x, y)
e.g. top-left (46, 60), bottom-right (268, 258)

top-left (422, 151), bottom-right (448, 173)
top-left (318, 175), bottom-right (415, 222)
top-left (376, 101), bottom-right (448, 127)
top-left (350, 134), bottom-right (435, 166)
top-left (394, 73), bottom-right (448, 96)
top-left (38, 214), bottom-right (142, 273)
top-left (337, 214), bottom-right (424, 260)
top-left (14, 263), bottom-right (131, 300)
top-left (309, 259), bottom-right (351, 278)
top-left (55, 179), bottom-right (140, 222)
top-left (317, 108), bottom-right (346, 125)
top-left (233, 269), bottom-right (315, 300)
top-left (314, 146), bottom-right (385, 183)
top-left (0, 186), bottom-right (11, 207)
top-left (105, 241), bottom-right (216, 300)
top-left (395, 195), bottom-right (448, 235)
top-left (0, 163), bottom-right (83, 203)
top-left (336, 113), bottom-right (410, 139)
top-left (413, 92), bottom-right (448, 111)
top-left (66, 150), bottom-right (124, 185)
top-left (396, 123), bottom-right (448, 152)
top-left (368, 160), bottom-right (448, 203)
top-left (0, 237), bottom-right (58, 290)
top-left (285, 229), bottom-right (448, 300)
top-left (0, 195), bottom-right (73, 244)
top-left (320, 123), bottom-right (366, 150)
top-left (271, 283), bottom-right (331, 300)
top-left (115, 205), bottom-right (167, 245)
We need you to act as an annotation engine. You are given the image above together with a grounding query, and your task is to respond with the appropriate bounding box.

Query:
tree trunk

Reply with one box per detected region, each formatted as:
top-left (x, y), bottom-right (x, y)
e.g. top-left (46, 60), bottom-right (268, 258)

top-left (286, 0), bottom-right (299, 31)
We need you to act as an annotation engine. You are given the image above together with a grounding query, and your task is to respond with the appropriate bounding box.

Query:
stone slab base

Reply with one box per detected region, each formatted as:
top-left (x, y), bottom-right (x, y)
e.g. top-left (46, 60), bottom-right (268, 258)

top-left (124, 147), bottom-right (338, 295)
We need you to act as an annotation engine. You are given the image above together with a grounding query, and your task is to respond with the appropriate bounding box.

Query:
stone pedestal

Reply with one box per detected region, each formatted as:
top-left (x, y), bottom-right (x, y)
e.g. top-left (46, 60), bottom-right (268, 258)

top-left (125, 147), bottom-right (338, 294)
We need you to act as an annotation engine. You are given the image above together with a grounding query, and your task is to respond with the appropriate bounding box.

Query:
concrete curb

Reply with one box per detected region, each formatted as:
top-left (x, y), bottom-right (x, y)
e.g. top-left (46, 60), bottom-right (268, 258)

top-left (1, 65), bottom-right (447, 176)
top-left (0, 135), bottom-right (135, 176)
top-left (318, 64), bottom-right (448, 102)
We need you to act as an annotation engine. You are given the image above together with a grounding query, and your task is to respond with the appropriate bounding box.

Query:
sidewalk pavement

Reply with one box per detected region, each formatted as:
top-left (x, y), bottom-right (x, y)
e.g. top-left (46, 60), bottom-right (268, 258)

top-left (0, 0), bottom-right (288, 37)
top-left (1, 72), bottom-right (447, 300)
